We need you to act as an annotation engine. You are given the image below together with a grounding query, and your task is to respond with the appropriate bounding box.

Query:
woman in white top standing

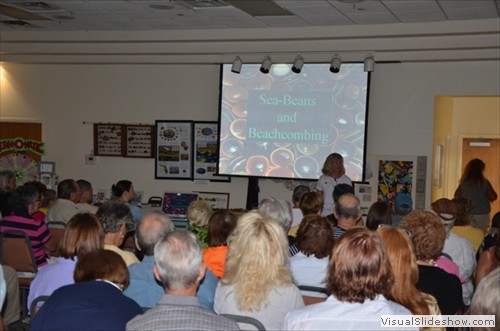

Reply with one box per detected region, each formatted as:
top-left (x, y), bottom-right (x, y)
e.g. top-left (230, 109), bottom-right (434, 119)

top-left (315, 153), bottom-right (352, 217)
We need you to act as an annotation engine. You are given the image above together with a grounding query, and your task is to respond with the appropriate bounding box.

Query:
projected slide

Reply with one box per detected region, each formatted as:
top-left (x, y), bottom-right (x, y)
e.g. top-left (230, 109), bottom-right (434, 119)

top-left (218, 63), bottom-right (368, 181)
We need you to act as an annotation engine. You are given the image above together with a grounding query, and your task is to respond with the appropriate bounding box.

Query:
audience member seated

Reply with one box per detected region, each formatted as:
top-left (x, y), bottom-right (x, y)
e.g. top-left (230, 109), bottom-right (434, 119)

top-left (76, 179), bottom-right (98, 214)
top-left (378, 227), bottom-right (441, 317)
top-left (24, 181), bottom-right (48, 223)
top-left (290, 214), bottom-right (333, 298)
top-left (123, 210), bottom-right (219, 312)
top-left (476, 211), bottom-right (499, 261)
top-left (290, 185), bottom-right (310, 228)
top-left (400, 210), bottom-right (464, 315)
top-left (123, 211), bottom-right (174, 308)
top-left (30, 249), bottom-right (141, 331)
top-left (1, 265), bottom-right (20, 328)
top-left (289, 191), bottom-right (323, 237)
top-left (432, 198), bottom-right (476, 306)
top-left (126, 230), bottom-right (238, 331)
top-left (46, 179), bottom-right (80, 224)
top-left (97, 201), bottom-right (139, 266)
top-left (333, 193), bottom-right (363, 240)
top-left (470, 268), bottom-right (499, 331)
top-left (27, 213), bottom-right (104, 313)
top-left (203, 210), bottom-right (237, 279)
top-left (214, 210), bottom-right (304, 330)
top-left (0, 265), bottom-right (5, 325)
top-left (326, 183), bottom-right (355, 226)
top-left (366, 201), bottom-right (392, 230)
top-left (258, 196), bottom-right (297, 256)
top-left (187, 200), bottom-right (212, 248)
top-left (283, 227), bottom-right (414, 330)
top-left (475, 234), bottom-right (499, 286)
top-left (391, 192), bottom-right (413, 228)
top-left (111, 180), bottom-right (142, 226)
top-left (0, 170), bottom-right (16, 217)
top-left (451, 197), bottom-right (484, 253)
top-left (0, 184), bottom-right (51, 268)
top-left (39, 189), bottom-right (56, 215)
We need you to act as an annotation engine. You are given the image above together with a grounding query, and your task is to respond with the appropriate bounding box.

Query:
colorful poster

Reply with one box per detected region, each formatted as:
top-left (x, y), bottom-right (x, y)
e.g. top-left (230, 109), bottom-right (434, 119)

top-left (377, 160), bottom-right (413, 210)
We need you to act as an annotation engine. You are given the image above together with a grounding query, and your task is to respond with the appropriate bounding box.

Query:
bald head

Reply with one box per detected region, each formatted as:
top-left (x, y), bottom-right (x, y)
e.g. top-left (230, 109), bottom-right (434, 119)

top-left (334, 193), bottom-right (362, 226)
top-left (136, 211), bottom-right (174, 255)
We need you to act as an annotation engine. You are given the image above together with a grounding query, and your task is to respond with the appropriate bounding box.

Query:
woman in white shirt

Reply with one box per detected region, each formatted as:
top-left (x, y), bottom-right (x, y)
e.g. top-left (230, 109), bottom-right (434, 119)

top-left (283, 227), bottom-right (414, 330)
top-left (290, 214), bottom-right (333, 297)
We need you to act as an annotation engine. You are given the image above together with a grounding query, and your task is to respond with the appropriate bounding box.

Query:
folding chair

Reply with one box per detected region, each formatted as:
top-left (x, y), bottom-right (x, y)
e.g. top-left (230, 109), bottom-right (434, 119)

top-left (0, 230), bottom-right (38, 319)
top-left (297, 285), bottom-right (328, 305)
top-left (46, 221), bottom-right (67, 257)
top-left (29, 295), bottom-right (50, 317)
top-left (220, 314), bottom-right (266, 331)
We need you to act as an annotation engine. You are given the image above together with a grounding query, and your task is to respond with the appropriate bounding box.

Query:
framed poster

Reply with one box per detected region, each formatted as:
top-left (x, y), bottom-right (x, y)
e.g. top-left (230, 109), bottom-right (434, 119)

top-left (94, 124), bottom-right (124, 156)
top-left (353, 182), bottom-right (372, 215)
top-left (193, 122), bottom-right (230, 182)
top-left (363, 155), bottom-right (426, 213)
top-left (38, 161), bottom-right (56, 174)
top-left (155, 121), bottom-right (193, 179)
top-left (196, 191), bottom-right (230, 209)
top-left (125, 125), bottom-right (154, 158)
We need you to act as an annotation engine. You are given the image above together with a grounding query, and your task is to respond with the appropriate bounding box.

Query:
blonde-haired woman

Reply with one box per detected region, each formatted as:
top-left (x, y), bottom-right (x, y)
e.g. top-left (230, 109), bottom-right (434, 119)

top-left (214, 210), bottom-right (304, 330)
top-left (187, 200), bottom-right (212, 248)
top-left (378, 227), bottom-right (443, 329)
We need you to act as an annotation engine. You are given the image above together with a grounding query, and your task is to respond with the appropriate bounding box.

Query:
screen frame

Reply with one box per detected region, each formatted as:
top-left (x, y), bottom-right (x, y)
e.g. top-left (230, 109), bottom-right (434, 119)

top-left (216, 62), bottom-right (371, 182)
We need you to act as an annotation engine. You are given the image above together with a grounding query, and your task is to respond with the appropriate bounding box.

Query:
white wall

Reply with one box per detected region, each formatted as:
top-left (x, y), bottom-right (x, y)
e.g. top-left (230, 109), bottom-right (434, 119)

top-left (1, 61), bottom-right (499, 208)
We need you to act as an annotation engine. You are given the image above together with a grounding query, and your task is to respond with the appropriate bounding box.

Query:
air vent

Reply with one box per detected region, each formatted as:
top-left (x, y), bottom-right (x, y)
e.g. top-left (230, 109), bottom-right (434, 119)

top-left (17, 2), bottom-right (65, 12)
top-left (1, 20), bottom-right (37, 28)
top-left (177, 0), bottom-right (230, 9)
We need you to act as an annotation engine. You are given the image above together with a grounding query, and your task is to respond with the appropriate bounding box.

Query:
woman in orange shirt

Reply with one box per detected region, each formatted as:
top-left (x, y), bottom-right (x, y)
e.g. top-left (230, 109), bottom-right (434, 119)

top-left (203, 210), bottom-right (237, 278)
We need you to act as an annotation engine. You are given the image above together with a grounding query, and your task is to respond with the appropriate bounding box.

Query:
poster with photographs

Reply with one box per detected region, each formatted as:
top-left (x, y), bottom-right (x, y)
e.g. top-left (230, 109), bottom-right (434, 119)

top-left (94, 124), bottom-right (124, 156)
top-left (193, 122), bottom-right (230, 182)
top-left (155, 121), bottom-right (193, 179)
top-left (125, 125), bottom-right (154, 158)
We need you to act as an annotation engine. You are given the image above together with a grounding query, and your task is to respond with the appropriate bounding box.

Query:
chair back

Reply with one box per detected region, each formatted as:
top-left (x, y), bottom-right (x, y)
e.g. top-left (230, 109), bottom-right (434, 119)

top-left (30, 295), bottom-right (50, 317)
top-left (220, 314), bottom-right (266, 331)
top-left (0, 230), bottom-right (38, 282)
top-left (0, 230), bottom-right (39, 320)
top-left (46, 221), bottom-right (67, 257)
top-left (297, 285), bottom-right (328, 305)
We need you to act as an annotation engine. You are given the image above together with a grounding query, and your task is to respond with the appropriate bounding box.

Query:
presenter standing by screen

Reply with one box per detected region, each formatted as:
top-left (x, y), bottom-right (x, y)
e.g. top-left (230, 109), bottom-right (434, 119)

top-left (315, 153), bottom-right (352, 217)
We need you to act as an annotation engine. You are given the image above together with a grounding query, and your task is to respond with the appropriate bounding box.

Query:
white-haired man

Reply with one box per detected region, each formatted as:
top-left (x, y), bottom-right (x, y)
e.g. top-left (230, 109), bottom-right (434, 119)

top-left (126, 230), bottom-right (238, 331)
